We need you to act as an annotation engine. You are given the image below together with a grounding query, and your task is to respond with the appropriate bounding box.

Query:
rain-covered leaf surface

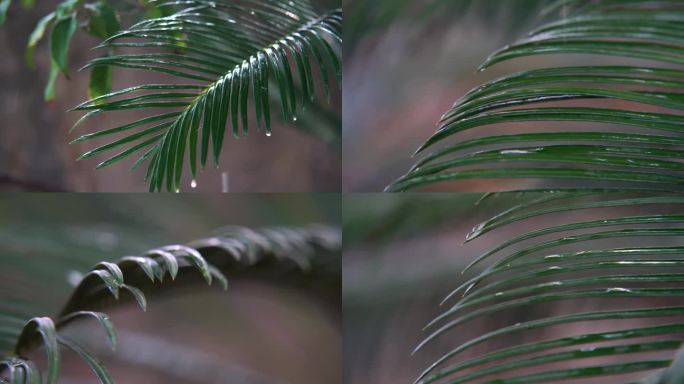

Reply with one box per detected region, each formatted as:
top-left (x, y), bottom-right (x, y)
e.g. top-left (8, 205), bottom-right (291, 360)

top-left (390, 0), bottom-right (684, 192)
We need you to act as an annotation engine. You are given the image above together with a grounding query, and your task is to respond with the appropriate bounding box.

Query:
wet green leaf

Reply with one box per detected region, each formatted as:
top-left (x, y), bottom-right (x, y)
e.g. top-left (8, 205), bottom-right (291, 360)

top-left (71, 2), bottom-right (342, 192)
top-left (88, 61), bottom-right (112, 101)
top-left (395, 0), bottom-right (684, 192)
top-left (15, 318), bottom-right (59, 384)
top-left (50, 13), bottom-right (76, 76)
top-left (58, 311), bottom-right (116, 351)
top-left (86, 1), bottom-right (119, 39)
top-left (25, 11), bottom-right (55, 67)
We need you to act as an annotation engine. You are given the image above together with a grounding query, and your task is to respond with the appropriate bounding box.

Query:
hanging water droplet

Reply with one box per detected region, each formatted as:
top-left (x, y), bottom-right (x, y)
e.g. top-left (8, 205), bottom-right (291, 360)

top-left (191, 179), bottom-right (197, 188)
top-left (466, 222), bottom-right (485, 241)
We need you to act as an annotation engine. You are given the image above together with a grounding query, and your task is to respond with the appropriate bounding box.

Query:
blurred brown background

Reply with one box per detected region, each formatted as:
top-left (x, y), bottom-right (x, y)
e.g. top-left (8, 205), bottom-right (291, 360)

top-left (0, 0), bottom-right (341, 192)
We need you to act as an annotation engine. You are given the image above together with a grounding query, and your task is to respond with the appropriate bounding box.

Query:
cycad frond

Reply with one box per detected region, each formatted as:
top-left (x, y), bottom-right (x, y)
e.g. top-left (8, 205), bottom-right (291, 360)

top-left (71, 0), bottom-right (342, 192)
top-left (390, 0), bottom-right (684, 192)
top-left (0, 224), bottom-right (340, 384)
top-left (415, 193), bottom-right (684, 384)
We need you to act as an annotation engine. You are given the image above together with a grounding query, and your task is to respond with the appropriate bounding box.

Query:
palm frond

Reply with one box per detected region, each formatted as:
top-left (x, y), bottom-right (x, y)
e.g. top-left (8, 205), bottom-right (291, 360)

top-left (414, 193), bottom-right (684, 384)
top-left (0, 224), bottom-right (340, 384)
top-left (70, 0), bottom-right (342, 192)
top-left (389, 0), bottom-right (684, 192)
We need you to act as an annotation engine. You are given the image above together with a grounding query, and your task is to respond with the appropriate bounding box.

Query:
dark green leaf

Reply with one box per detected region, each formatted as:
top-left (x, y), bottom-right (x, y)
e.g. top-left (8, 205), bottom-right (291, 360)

top-left (50, 13), bottom-right (76, 76)
top-left (15, 317), bottom-right (59, 384)
top-left (72, 2), bottom-right (342, 191)
top-left (25, 11), bottom-right (55, 67)
top-left (88, 61), bottom-right (113, 101)
top-left (86, 1), bottom-right (120, 39)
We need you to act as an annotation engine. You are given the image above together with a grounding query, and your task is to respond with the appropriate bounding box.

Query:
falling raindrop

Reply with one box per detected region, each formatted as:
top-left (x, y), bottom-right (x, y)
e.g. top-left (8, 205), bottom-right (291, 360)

top-left (191, 179), bottom-right (197, 188)
top-left (175, 188), bottom-right (180, 193)
top-left (292, 116), bottom-right (298, 122)
top-left (266, 132), bottom-right (272, 137)
top-left (221, 172), bottom-right (229, 193)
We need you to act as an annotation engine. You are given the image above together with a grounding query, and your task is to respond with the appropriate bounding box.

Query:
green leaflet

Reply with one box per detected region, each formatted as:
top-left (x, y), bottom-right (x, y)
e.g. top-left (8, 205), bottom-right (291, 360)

top-left (417, 306), bottom-right (684, 383)
top-left (88, 60), bottom-right (113, 101)
top-left (118, 256), bottom-right (156, 282)
top-left (14, 318), bottom-right (59, 384)
top-left (92, 262), bottom-right (123, 285)
top-left (58, 311), bottom-right (116, 350)
top-left (163, 245), bottom-right (212, 284)
top-left (86, 0), bottom-right (119, 39)
top-left (57, 337), bottom-right (112, 384)
top-left (207, 264), bottom-right (228, 291)
top-left (424, 323), bottom-right (684, 383)
top-left (43, 60), bottom-right (59, 102)
top-left (42, 9), bottom-right (77, 102)
top-left (49, 13), bottom-right (76, 76)
top-left (146, 249), bottom-right (179, 280)
top-left (488, 361), bottom-right (672, 383)
top-left (434, 340), bottom-right (680, 384)
top-left (468, 196), bottom-right (684, 243)
top-left (25, 11), bottom-right (55, 67)
top-left (121, 284), bottom-right (147, 312)
top-left (0, 358), bottom-right (40, 384)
